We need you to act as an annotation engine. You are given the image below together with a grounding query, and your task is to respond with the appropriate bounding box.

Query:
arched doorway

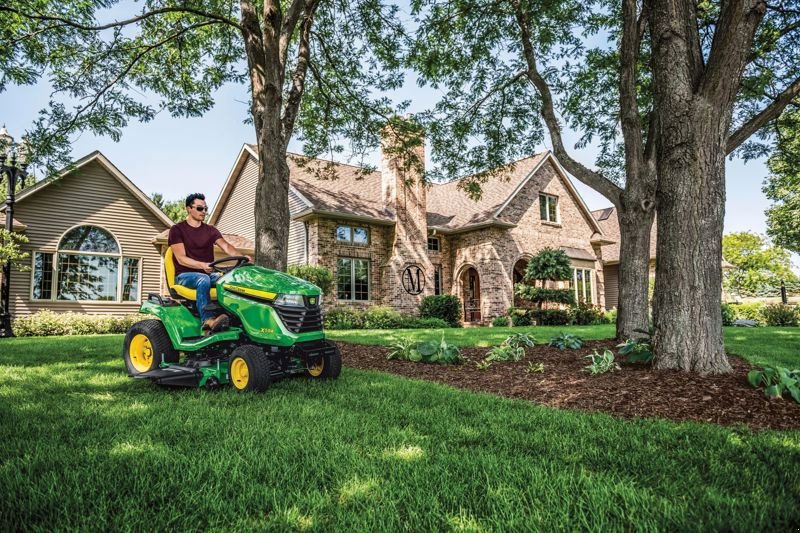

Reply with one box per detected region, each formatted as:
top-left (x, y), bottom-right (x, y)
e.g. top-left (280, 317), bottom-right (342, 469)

top-left (461, 267), bottom-right (481, 323)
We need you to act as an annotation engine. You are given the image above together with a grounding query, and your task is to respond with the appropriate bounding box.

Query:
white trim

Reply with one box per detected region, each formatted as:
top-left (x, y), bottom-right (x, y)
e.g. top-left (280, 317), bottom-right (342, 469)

top-left (2, 151), bottom-right (174, 228)
top-left (545, 153), bottom-right (605, 235)
top-left (57, 223), bottom-right (122, 255)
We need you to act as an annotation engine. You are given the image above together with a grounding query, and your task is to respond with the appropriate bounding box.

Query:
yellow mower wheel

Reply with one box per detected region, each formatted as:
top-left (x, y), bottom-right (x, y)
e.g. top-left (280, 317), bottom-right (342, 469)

top-left (122, 320), bottom-right (178, 375)
top-left (229, 345), bottom-right (272, 392)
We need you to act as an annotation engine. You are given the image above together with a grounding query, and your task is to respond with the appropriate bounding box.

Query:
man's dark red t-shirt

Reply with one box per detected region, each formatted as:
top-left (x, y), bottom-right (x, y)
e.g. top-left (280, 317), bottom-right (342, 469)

top-left (168, 221), bottom-right (223, 275)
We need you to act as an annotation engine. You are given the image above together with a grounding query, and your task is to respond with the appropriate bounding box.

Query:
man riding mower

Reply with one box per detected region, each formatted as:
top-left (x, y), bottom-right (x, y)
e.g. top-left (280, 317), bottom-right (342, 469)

top-left (122, 247), bottom-right (341, 392)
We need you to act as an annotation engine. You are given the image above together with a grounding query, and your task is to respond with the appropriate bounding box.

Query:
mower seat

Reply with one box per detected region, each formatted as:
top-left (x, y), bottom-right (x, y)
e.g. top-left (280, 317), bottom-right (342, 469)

top-left (164, 246), bottom-right (217, 301)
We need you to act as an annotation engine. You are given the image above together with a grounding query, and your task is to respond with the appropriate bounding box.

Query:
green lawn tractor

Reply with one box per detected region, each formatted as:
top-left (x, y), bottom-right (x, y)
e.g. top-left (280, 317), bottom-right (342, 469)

top-left (122, 249), bottom-right (341, 392)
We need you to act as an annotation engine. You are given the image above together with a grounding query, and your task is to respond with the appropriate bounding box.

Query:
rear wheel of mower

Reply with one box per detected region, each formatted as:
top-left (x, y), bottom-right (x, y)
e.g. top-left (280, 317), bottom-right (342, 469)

top-left (229, 345), bottom-right (272, 392)
top-left (306, 346), bottom-right (342, 379)
top-left (123, 320), bottom-right (178, 375)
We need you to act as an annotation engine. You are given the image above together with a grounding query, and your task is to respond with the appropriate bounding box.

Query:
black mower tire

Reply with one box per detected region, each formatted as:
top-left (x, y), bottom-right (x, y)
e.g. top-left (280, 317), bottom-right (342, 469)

top-left (229, 345), bottom-right (272, 392)
top-left (123, 319), bottom-right (178, 375)
top-left (306, 345), bottom-right (342, 379)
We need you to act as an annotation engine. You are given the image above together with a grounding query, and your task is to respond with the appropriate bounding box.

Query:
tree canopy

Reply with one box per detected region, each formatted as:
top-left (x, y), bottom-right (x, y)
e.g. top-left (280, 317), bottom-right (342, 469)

top-left (764, 109), bottom-right (800, 254)
top-left (722, 231), bottom-right (798, 296)
top-left (150, 193), bottom-right (186, 223)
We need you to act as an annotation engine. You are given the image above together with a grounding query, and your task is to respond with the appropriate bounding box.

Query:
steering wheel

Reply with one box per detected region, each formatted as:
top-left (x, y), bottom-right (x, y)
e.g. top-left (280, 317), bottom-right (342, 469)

top-left (209, 256), bottom-right (251, 274)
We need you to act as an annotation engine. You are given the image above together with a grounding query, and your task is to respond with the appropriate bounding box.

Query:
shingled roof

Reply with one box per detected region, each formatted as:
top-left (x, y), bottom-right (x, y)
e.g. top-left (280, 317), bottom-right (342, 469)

top-left (214, 145), bottom-right (603, 235)
top-left (426, 153), bottom-right (549, 231)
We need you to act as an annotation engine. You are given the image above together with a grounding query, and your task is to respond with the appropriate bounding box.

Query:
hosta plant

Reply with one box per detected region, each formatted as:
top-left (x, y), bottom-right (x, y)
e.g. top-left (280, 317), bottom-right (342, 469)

top-left (526, 362), bottom-right (545, 374)
top-left (549, 332), bottom-right (584, 350)
top-left (617, 338), bottom-right (653, 364)
top-left (389, 334), bottom-right (464, 364)
top-left (475, 360), bottom-right (492, 371)
top-left (583, 349), bottom-right (619, 375)
top-left (505, 333), bottom-right (537, 350)
top-left (747, 366), bottom-right (800, 403)
top-left (485, 344), bottom-right (525, 362)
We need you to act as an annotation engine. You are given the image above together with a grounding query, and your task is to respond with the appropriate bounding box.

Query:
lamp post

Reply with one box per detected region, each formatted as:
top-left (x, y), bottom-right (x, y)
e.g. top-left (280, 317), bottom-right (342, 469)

top-left (0, 126), bottom-right (29, 337)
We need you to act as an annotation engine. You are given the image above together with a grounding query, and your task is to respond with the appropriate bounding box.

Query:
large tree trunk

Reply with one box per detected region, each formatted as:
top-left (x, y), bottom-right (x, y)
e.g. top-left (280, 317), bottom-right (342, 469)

top-left (651, 102), bottom-right (732, 374)
top-left (615, 198), bottom-right (655, 341)
top-left (254, 141), bottom-right (290, 271)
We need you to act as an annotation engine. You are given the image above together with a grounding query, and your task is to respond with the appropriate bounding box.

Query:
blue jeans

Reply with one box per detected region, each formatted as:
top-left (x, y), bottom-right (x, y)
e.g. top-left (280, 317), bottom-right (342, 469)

top-left (175, 272), bottom-right (222, 322)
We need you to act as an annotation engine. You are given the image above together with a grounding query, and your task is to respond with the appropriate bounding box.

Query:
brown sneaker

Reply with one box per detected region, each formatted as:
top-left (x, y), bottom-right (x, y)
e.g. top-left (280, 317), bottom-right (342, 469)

top-left (203, 314), bottom-right (230, 334)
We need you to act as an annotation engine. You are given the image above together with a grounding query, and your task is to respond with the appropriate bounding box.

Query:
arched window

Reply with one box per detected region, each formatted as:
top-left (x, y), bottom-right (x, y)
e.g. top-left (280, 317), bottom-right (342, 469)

top-left (31, 225), bottom-right (141, 302)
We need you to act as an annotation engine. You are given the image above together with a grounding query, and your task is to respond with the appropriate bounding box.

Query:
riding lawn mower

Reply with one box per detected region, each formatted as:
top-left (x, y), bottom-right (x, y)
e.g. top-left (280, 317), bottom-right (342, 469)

top-left (122, 248), bottom-right (341, 392)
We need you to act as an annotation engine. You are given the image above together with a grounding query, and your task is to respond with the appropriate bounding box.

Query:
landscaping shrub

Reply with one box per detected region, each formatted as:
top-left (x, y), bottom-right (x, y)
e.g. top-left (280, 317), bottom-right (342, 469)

top-left (511, 310), bottom-right (532, 327)
top-left (491, 315), bottom-right (510, 327)
top-left (761, 304), bottom-right (799, 327)
top-left (602, 308), bottom-right (618, 324)
top-left (730, 302), bottom-right (764, 322)
top-left (287, 264), bottom-right (333, 296)
top-left (721, 303), bottom-right (736, 326)
top-left (529, 308), bottom-right (570, 326)
top-left (363, 306), bottom-right (404, 329)
top-left (617, 338), bottom-right (653, 364)
top-left (323, 306), bottom-right (365, 330)
top-left (419, 295), bottom-right (462, 327)
top-left (748, 366), bottom-right (800, 403)
top-left (549, 332), bottom-right (584, 350)
top-left (569, 302), bottom-right (604, 325)
top-left (13, 310), bottom-right (147, 337)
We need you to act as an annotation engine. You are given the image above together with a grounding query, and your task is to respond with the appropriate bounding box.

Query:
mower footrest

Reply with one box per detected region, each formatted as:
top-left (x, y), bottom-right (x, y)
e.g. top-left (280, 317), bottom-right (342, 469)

top-left (135, 366), bottom-right (202, 387)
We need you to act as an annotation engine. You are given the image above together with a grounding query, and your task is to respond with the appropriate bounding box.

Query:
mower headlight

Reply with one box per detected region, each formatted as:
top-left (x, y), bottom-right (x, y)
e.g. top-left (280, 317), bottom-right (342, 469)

top-left (274, 293), bottom-right (304, 307)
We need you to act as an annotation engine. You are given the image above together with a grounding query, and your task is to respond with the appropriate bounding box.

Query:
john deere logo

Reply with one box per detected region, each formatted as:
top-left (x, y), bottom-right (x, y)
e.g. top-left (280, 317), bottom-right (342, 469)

top-left (402, 265), bottom-right (425, 295)
top-left (310, 297), bottom-right (316, 305)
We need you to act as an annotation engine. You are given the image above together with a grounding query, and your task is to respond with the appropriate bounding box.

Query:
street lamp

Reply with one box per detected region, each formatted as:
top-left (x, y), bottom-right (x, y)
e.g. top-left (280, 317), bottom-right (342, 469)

top-left (0, 126), bottom-right (29, 337)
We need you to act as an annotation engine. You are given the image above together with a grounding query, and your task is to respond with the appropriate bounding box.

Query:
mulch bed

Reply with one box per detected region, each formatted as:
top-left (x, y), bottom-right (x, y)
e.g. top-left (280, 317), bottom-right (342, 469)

top-left (336, 340), bottom-right (800, 431)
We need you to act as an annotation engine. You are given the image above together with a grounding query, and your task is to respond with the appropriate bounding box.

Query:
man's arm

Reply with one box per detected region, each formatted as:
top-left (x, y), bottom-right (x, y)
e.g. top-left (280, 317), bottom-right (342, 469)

top-left (171, 243), bottom-right (213, 273)
top-left (215, 238), bottom-right (252, 263)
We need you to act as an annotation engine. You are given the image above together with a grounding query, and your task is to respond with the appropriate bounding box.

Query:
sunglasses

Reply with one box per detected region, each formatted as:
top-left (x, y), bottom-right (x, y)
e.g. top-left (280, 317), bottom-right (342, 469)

top-left (191, 205), bottom-right (208, 212)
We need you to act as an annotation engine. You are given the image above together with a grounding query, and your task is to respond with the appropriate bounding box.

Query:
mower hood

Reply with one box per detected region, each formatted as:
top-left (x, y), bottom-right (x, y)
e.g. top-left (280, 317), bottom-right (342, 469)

top-left (221, 265), bottom-right (322, 299)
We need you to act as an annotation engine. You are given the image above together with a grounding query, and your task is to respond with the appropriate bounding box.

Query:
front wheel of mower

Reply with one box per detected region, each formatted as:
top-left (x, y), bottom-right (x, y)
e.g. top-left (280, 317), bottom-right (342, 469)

top-left (306, 345), bottom-right (342, 379)
top-left (123, 320), bottom-right (178, 375)
top-left (229, 345), bottom-right (272, 392)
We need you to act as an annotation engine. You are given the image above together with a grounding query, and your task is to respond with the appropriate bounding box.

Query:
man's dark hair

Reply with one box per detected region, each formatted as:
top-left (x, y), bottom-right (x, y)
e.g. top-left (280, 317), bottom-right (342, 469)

top-left (185, 193), bottom-right (205, 207)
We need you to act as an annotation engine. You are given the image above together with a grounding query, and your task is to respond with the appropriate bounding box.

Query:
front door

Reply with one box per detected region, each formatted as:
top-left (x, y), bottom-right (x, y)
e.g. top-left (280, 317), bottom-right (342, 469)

top-left (462, 268), bottom-right (481, 322)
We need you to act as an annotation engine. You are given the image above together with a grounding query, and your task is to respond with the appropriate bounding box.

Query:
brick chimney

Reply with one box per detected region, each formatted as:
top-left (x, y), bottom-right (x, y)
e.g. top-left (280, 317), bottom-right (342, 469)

top-left (379, 119), bottom-right (433, 313)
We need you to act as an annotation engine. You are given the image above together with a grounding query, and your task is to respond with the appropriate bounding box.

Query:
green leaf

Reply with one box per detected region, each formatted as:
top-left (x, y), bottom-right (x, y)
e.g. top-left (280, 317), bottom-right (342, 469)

top-left (747, 370), bottom-right (764, 388)
top-left (409, 349), bottom-right (422, 362)
top-left (764, 384), bottom-right (783, 398)
top-left (417, 341), bottom-right (438, 357)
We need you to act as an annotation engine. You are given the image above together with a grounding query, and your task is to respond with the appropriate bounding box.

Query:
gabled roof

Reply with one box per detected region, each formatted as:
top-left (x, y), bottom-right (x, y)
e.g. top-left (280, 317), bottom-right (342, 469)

top-left (0, 151), bottom-right (174, 227)
top-left (428, 151), bottom-right (604, 235)
top-left (212, 145), bottom-right (605, 236)
top-left (210, 145), bottom-right (394, 226)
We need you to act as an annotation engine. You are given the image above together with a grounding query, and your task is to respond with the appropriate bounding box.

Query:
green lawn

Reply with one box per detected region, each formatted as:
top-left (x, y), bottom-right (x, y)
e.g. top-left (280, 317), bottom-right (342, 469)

top-left (328, 324), bottom-right (800, 368)
top-left (1, 334), bottom-right (798, 530)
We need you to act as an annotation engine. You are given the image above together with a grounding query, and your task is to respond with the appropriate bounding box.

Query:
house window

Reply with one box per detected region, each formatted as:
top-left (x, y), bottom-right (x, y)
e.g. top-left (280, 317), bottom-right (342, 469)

top-left (31, 225), bottom-right (142, 302)
top-left (337, 257), bottom-right (370, 301)
top-left (427, 237), bottom-right (440, 252)
top-left (336, 225), bottom-right (369, 245)
top-left (572, 268), bottom-right (594, 304)
top-left (540, 193), bottom-right (558, 223)
top-left (434, 265), bottom-right (443, 295)
top-left (32, 252), bottom-right (54, 300)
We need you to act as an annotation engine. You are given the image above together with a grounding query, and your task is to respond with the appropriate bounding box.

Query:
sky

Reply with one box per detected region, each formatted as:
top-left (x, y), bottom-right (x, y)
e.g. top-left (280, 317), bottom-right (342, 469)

top-left (0, 37), bottom-right (795, 271)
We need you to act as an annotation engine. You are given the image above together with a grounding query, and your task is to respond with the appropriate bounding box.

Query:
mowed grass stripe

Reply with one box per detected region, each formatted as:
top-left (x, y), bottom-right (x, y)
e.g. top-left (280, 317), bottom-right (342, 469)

top-left (0, 335), bottom-right (798, 530)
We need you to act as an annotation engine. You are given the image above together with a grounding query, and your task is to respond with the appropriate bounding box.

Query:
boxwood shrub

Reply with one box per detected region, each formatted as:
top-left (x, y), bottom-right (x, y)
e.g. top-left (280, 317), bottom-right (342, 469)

top-left (419, 295), bottom-right (462, 327)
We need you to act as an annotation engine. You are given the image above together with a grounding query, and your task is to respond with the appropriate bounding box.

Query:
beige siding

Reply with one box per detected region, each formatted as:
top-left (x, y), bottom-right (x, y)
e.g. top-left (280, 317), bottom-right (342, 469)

top-left (215, 153), bottom-right (258, 240)
top-left (9, 160), bottom-right (170, 316)
top-left (604, 264), bottom-right (619, 310)
top-left (287, 189), bottom-right (307, 265)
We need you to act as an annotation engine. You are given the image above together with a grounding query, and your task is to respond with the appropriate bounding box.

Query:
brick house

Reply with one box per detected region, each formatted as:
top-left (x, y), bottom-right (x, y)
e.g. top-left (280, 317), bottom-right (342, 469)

top-left (210, 141), bottom-right (614, 324)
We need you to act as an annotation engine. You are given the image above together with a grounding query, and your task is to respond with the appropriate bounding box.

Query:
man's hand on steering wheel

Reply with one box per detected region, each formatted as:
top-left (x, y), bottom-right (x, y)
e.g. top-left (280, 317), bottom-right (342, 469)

top-left (208, 256), bottom-right (251, 274)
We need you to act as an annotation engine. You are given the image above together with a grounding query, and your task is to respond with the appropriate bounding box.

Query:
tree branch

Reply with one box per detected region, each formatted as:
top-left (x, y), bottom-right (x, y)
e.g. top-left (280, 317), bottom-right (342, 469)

top-left (279, 0), bottom-right (306, 75)
top-left (510, 0), bottom-right (622, 204)
top-left (727, 76), bottom-right (800, 153)
top-left (619, 0), bottom-right (646, 182)
top-left (0, 5), bottom-right (242, 32)
top-left (281, 0), bottom-right (319, 151)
